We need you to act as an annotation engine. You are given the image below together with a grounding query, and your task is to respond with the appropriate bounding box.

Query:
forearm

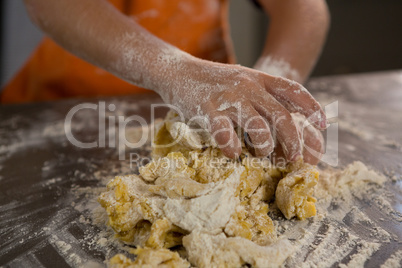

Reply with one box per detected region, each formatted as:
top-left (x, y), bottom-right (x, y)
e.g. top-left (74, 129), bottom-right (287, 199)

top-left (254, 0), bottom-right (330, 83)
top-left (23, 0), bottom-right (192, 97)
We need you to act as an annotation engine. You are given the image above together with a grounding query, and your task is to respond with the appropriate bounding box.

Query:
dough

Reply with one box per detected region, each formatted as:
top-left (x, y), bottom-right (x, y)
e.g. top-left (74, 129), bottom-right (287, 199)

top-left (99, 111), bottom-right (320, 267)
top-left (109, 247), bottom-right (190, 268)
top-left (275, 162), bottom-right (319, 220)
top-left (183, 229), bottom-right (294, 268)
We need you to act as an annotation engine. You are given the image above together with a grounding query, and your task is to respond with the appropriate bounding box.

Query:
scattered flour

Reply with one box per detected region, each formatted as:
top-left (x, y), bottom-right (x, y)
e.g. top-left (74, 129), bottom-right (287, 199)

top-left (380, 250), bottom-right (402, 268)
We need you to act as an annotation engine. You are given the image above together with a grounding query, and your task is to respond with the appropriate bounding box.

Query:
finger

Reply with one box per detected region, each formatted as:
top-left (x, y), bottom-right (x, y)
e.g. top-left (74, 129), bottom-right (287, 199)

top-left (272, 123), bottom-right (324, 165)
top-left (228, 103), bottom-right (274, 157)
top-left (291, 113), bottom-right (325, 164)
top-left (252, 94), bottom-right (303, 162)
top-left (271, 142), bottom-right (287, 167)
top-left (302, 124), bottom-right (325, 165)
top-left (208, 112), bottom-right (242, 159)
top-left (264, 76), bottom-right (327, 130)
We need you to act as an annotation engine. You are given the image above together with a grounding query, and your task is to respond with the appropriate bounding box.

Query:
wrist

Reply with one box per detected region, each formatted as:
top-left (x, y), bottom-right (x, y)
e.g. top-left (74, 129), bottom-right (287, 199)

top-left (106, 28), bottom-right (195, 100)
top-left (151, 50), bottom-right (200, 103)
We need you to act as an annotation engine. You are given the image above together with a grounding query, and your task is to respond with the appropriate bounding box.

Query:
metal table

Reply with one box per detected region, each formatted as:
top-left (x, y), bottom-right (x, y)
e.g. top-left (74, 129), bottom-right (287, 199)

top-left (0, 71), bottom-right (401, 267)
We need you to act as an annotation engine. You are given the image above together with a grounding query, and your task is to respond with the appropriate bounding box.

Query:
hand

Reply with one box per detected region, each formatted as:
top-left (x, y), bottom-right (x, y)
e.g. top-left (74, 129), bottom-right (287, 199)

top-left (157, 56), bottom-right (327, 161)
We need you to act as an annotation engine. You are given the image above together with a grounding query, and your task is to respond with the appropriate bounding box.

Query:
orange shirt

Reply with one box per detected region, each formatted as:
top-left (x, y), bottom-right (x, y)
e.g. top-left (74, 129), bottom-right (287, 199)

top-left (1, 0), bottom-right (235, 104)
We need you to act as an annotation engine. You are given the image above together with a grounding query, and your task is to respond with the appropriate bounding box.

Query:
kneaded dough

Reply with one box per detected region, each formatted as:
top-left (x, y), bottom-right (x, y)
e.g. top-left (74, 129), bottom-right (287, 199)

top-left (109, 247), bottom-right (190, 268)
top-left (99, 111), bottom-right (319, 267)
top-left (183, 229), bottom-right (294, 268)
top-left (275, 162), bottom-right (319, 220)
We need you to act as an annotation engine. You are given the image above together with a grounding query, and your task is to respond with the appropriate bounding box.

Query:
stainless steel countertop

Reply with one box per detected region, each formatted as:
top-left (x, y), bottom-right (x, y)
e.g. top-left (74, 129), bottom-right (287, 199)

top-left (0, 71), bottom-right (401, 267)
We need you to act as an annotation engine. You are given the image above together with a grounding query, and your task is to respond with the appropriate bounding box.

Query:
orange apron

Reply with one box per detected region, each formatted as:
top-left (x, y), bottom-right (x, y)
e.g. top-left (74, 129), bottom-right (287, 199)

top-left (1, 0), bottom-right (235, 104)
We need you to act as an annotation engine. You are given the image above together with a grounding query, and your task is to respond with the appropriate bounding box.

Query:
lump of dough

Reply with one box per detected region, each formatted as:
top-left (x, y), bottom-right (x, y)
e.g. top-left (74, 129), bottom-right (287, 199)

top-left (98, 175), bottom-right (160, 243)
top-left (163, 166), bottom-right (244, 234)
top-left (275, 162), bottom-right (319, 220)
top-left (224, 195), bottom-right (276, 246)
top-left (149, 175), bottom-right (214, 199)
top-left (224, 158), bottom-right (278, 245)
top-left (145, 218), bottom-right (187, 249)
top-left (183, 229), bottom-right (294, 268)
top-left (141, 152), bottom-right (215, 198)
top-left (189, 148), bottom-right (236, 184)
top-left (151, 111), bottom-right (216, 159)
top-left (183, 231), bottom-right (242, 268)
top-left (98, 175), bottom-right (184, 247)
top-left (139, 152), bottom-right (196, 182)
top-left (151, 116), bottom-right (189, 159)
top-left (109, 247), bottom-right (190, 268)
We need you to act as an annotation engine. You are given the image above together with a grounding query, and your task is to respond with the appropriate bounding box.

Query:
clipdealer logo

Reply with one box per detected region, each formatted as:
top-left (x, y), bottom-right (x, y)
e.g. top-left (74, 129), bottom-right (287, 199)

top-left (64, 101), bottom-right (338, 166)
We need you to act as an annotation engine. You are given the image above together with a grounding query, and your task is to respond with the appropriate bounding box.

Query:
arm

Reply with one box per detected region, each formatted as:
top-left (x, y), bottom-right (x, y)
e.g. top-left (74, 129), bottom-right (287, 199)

top-left (24, 0), bottom-right (327, 161)
top-left (23, 0), bottom-right (187, 93)
top-left (254, 0), bottom-right (330, 83)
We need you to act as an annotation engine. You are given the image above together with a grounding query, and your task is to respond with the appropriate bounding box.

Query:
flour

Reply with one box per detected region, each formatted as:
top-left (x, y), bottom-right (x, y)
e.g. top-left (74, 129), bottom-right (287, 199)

top-left (216, 101), bottom-right (242, 112)
top-left (254, 56), bottom-right (301, 82)
top-left (339, 119), bottom-right (375, 141)
top-left (164, 121), bottom-right (205, 149)
top-left (54, 239), bottom-right (72, 254)
top-left (381, 250), bottom-right (402, 268)
top-left (163, 167), bottom-right (242, 234)
top-left (183, 230), bottom-right (294, 268)
top-left (280, 162), bottom-right (399, 267)
top-left (338, 242), bottom-right (381, 268)
top-left (49, 235), bottom-right (84, 267)
top-left (345, 144), bottom-right (356, 151)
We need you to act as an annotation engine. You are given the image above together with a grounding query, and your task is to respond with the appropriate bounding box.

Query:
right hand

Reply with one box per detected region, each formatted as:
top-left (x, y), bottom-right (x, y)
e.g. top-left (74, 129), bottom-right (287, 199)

top-left (156, 56), bottom-right (327, 161)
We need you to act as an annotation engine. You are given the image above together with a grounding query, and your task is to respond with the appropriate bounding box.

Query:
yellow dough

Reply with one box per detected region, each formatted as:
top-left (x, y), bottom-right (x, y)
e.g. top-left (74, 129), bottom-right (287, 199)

top-left (275, 162), bottom-right (319, 220)
top-left (109, 247), bottom-right (190, 268)
top-left (98, 111), bottom-right (320, 267)
top-left (183, 230), bottom-right (294, 268)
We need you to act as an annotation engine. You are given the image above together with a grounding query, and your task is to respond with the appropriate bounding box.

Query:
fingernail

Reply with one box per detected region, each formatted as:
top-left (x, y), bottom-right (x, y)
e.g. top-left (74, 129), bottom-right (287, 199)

top-left (320, 120), bottom-right (328, 129)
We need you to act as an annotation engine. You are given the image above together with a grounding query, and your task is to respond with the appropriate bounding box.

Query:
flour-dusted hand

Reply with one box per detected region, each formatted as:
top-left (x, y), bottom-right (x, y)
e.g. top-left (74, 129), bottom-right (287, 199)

top-left (154, 56), bottom-right (327, 161)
